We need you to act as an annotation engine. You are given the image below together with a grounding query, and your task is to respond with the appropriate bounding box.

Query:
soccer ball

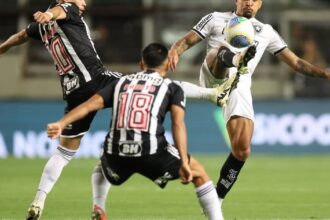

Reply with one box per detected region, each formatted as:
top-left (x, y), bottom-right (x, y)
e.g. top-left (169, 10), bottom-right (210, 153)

top-left (224, 16), bottom-right (255, 48)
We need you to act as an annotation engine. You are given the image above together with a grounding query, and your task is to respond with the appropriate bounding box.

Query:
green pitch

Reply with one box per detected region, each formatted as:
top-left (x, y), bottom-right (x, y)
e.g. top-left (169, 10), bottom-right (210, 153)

top-left (1, 154), bottom-right (330, 220)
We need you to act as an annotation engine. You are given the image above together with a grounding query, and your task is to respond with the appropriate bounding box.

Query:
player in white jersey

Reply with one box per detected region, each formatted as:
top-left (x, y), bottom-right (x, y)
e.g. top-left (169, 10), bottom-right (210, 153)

top-left (169, 0), bottom-right (330, 217)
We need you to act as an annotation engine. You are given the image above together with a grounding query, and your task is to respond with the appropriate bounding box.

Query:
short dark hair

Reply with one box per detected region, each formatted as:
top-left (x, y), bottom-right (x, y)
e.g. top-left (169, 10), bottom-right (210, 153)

top-left (142, 43), bottom-right (168, 68)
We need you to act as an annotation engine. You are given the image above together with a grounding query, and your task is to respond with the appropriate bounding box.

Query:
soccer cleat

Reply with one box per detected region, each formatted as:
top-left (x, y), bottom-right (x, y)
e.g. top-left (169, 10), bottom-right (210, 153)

top-left (91, 205), bottom-right (107, 220)
top-left (26, 201), bottom-right (43, 220)
top-left (237, 44), bottom-right (256, 74)
top-left (210, 73), bottom-right (240, 107)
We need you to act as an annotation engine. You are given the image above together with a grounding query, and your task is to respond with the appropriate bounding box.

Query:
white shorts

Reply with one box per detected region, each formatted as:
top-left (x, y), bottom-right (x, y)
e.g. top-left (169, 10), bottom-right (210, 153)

top-left (199, 59), bottom-right (254, 124)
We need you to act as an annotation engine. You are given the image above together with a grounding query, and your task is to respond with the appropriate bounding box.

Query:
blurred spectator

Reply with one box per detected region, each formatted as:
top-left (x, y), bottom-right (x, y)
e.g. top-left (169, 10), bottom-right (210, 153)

top-left (93, 24), bottom-right (113, 62)
top-left (293, 32), bottom-right (330, 97)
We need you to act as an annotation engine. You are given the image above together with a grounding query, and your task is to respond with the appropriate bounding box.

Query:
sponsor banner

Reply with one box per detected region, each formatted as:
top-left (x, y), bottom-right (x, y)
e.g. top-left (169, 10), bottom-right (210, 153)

top-left (0, 100), bottom-right (330, 158)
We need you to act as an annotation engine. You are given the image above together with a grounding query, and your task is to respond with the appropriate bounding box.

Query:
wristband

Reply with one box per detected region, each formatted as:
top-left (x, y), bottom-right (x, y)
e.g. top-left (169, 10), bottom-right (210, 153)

top-left (45, 11), bottom-right (54, 20)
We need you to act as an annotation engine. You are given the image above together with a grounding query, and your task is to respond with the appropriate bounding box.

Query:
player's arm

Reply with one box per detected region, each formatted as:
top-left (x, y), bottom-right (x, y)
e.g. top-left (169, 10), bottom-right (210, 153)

top-left (33, 5), bottom-right (67, 24)
top-left (168, 31), bottom-right (202, 70)
top-left (0, 29), bottom-right (29, 55)
top-left (47, 94), bottom-right (105, 139)
top-left (170, 104), bottom-right (192, 184)
top-left (278, 48), bottom-right (330, 79)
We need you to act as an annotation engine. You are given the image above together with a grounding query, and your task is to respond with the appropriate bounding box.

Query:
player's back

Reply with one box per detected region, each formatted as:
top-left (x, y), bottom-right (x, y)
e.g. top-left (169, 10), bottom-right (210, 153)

top-left (104, 70), bottom-right (184, 157)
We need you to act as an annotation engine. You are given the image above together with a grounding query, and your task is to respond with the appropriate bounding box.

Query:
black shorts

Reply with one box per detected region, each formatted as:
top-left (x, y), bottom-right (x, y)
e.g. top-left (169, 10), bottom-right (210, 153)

top-left (61, 73), bottom-right (119, 137)
top-left (101, 144), bottom-right (188, 188)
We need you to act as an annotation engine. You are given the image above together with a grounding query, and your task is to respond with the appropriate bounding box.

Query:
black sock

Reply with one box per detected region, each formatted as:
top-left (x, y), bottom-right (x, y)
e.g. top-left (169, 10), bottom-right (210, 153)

top-left (216, 153), bottom-right (245, 199)
top-left (217, 46), bottom-right (236, 68)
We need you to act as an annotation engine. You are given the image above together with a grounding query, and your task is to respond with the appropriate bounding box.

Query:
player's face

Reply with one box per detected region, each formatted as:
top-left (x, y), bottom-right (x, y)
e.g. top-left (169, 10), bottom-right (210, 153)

top-left (235, 0), bottom-right (263, 18)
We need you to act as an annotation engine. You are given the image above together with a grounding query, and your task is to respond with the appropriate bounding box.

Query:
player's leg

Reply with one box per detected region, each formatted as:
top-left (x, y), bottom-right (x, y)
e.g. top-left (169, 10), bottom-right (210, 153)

top-left (209, 41), bottom-right (256, 76)
top-left (93, 154), bottom-right (134, 220)
top-left (26, 106), bottom-right (99, 220)
top-left (91, 163), bottom-right (111, 220)
top-left (26, 137), bottom-right (81, 220)
top-left (215, 116), bottom-right (254, 201)
top-left (189, 157), bottom-right (224, 220)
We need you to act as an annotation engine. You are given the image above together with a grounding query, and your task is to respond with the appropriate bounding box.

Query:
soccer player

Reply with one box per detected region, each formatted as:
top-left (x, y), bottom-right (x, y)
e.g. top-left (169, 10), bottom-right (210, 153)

top-left (0, 1), bottom-right (232, 219)
top-left (46, 42), bottom-right (224, 220)
top-left (168, 0), bottom-right (330, 216)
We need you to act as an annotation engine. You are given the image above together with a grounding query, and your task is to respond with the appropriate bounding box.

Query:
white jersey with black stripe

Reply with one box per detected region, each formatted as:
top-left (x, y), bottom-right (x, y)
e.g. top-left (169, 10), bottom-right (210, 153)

top-left (193, 11), bottom-right (288, 76)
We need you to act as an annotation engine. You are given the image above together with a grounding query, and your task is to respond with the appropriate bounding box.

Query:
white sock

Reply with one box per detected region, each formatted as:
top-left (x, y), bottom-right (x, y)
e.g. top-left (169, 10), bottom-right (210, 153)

top-left (34, 145), bottom-right (76, 204)
top-left (92, 164), bottom-right (111, 211)
top-left (175, 81), bottom-right (213, 100)
top-left (196, 181), bottom-right (223, 220)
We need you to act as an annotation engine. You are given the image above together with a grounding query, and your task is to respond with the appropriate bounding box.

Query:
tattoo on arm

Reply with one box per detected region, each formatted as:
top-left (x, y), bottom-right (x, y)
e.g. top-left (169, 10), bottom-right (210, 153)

top-left (296, 58), bottom-right (329, 79)
top-left (172, 32), bottom-right (201, 56)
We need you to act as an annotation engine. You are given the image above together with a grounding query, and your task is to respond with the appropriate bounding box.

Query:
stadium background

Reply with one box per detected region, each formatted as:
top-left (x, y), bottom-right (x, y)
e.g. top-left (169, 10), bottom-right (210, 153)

top-left (1, 1), bottom-right (330, 219)
top-left (1, 0), bottom-right (330, 157)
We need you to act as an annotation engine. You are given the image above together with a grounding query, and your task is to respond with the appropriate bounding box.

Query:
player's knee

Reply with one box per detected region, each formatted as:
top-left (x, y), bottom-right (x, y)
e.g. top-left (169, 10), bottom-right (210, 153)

top-left (189, 157), bottom-right (210, 187)
top-left (232, 144), bottom-right (250, 161)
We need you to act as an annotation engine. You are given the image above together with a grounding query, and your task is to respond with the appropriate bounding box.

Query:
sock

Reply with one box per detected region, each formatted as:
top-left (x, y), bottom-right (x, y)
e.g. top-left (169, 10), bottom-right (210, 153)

top-left (175, 81), bottom-right (217, 101)
top-left (33, 145), bottom-right (76, 204)
top-left (216, 153), bottom-right (245, 199)
top-left (217, 46), bottom-right (236, 67)
top-left (196, 181), bottom-right (223, 220)
top-left (92, 164), bottom-right (111, 211)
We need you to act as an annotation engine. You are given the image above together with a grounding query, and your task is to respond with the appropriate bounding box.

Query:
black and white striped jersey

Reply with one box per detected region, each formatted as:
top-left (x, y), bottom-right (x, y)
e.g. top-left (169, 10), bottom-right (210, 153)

top-left (26, 2), bottom-right (111, 96)
top-left (98, 70), bottom-right (186, 157)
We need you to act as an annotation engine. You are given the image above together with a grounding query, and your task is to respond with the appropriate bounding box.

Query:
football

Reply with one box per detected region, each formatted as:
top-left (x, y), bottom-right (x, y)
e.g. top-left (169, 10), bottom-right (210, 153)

top-left (224, 16), bottom-right (255, 48)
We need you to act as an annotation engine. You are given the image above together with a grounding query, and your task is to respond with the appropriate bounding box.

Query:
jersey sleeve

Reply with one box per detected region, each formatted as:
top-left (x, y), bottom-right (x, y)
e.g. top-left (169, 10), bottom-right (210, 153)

top-left (192, 12), bottom-right (215, 39)
top-left (57, 2), bottom-right (80, 21)
top-left (266, 25), bottom-right (288, 55)
top-left (97, 79), bottom-right (119, 108)
top-left (169, 83), bottom-right (186, 110)
top-left (26, 22), bottom-right (41, 40)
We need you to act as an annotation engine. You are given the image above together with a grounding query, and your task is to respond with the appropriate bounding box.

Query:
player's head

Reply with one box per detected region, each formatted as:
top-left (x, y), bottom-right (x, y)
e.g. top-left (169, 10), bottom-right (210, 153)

top-left (235, 0), bottom-right (263, 19)
top-left (140, 43), bottom-right (169, 76)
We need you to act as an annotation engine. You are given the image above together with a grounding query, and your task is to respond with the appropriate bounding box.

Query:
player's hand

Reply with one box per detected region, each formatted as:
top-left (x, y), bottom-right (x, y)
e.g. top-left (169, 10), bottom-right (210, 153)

top-left (34, 11), bottom-right (53, 24)
top-left (47, 122), bottom-right (62, 139)
top-left (168, 48), bottom-right (179, 71)
top-left (179, 163), bottom-right (193, 184)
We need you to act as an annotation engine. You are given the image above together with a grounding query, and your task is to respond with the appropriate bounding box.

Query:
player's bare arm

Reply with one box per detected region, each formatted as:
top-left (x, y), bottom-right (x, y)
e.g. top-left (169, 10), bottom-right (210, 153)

top-left (169, 31), bottom-right (202, 70)
top-left (0, 29), bottom-right (28, 55)
top-left (278, 48), bottom-right (330, 79)
top-left (33, 6), bottom-right (67, 24)
top-left (47, 94), bottom-right (105, 139)
top-left (170, 104), bottom-right (192, 184)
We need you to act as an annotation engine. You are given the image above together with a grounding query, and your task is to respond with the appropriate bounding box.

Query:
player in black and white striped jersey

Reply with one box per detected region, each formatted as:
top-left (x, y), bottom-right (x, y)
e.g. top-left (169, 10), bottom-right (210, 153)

top-left (47, 43), bottom-right (223, 220)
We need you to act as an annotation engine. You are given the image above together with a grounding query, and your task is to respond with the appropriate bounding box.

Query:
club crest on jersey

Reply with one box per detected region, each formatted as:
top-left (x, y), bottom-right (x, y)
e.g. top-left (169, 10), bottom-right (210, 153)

top-left (252, 23), bottom-right (263, 33)
top-left (119, 141), bottom-right (142, 156)
top-left (60, 3), bottom-right (72, 11)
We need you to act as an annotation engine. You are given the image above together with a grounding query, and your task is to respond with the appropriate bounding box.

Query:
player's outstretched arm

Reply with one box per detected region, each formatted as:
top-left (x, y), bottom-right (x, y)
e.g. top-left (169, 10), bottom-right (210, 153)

top-left (278, 48), bottom-right (330, 79)
top-left (33, 5), bottom-right (67, 24)
top-left (170, 104), bottom-right (192, 184)
top-left (47, 94), bottom-right (105, 139)
top-left (168, 31), bottom-right (202, 71)
top-left (0, 29), bottom-right (29, 55)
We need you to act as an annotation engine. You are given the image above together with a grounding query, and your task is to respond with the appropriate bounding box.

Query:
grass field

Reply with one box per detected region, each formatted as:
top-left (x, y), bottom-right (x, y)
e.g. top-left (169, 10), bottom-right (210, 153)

top-left (1, 154), bottom-right (330, 220)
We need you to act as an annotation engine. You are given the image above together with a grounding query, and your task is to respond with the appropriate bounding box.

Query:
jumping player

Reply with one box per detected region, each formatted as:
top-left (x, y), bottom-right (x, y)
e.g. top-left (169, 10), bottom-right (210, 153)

top-left (169, 0), bottom-right (330, 217)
